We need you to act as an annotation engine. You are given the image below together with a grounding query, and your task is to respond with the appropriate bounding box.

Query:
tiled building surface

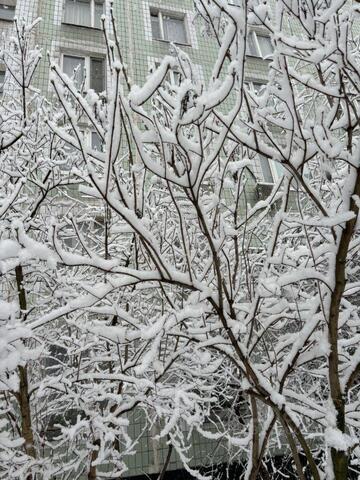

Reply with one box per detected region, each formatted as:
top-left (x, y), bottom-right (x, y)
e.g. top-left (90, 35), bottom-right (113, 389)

top-left (0, 1), bottom-right (277, 477)
top-left (1, 0), bottom-right (278, 187)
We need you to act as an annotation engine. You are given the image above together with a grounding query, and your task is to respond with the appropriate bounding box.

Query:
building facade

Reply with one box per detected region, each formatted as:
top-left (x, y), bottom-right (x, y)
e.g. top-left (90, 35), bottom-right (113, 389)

top-left (0, 0), bottom-right (279, 188)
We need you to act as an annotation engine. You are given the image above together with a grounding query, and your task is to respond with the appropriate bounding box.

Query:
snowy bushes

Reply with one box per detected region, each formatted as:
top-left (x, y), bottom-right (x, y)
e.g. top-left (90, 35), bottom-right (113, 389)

top-left (1, 1), bottom-right (360, 479)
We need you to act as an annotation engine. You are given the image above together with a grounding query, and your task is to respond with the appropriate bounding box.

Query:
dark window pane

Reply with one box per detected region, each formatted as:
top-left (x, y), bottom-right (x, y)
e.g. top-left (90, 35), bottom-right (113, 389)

top-left (0, 70), bottom-right (5, 94)
top-left (151, 12), bottom-right (161, 39)
top-left (91, 131), bottom-right (103, 151)
top-left (90, 57), bottom-right (105, 92)
top-left (63, 55), bottom-right (85, 89)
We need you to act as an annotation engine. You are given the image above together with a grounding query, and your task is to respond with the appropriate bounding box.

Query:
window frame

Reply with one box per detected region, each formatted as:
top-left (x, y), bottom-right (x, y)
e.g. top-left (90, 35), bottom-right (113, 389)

top-left (62, 53), bottom-right (106, 93)
top-left (150, 8), bottom-right (189, 46)
top-left (63, 0), bottom-right (104, 30)
top-left (246, 31), bottom-right (273, 59)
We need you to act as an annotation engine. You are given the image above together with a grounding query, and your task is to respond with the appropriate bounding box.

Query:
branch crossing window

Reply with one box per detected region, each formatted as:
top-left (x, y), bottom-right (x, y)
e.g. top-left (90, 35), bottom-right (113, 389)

top-left (64, 0), bottom-right (104, 29)
top-left (246, 31), bottom-right (273, 59)
top-left (150, 9), bottom-right (187, 44)
top-left (154, 61), bottom-right (182, 86)
top-left (245, 80), bottom-right (266, 94)
top-left (0, 1), bottom-right (16, 21)
top-left (63, 54), bottom-right (105, 93)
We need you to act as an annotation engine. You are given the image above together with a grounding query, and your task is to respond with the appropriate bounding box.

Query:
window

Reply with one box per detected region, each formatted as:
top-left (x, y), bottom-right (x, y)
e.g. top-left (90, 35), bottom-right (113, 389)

top-left (91, 131), bottom-right (103, 151)
top-left (63, 55), bottom-right (85, 89)
top-left (0, 1), bottom-right (15, 21)
top-left (259, 155), bottom-right (284, 184)
top-left (150, 9), bottom-right (187, 44)
top-left (245, 80), bottom-right (266, 94)
top-left (0, 69), bottom-right (5, 94)
top-left (63, 54), bottom-right (105, 93)
top-left (60, 130), bottom-right (102, 172)
top-left (154, 61), bottom-right (183, 86)
top-left (245, 80), bottom-right (276, 108)
top-left (246, 31), bottom-right (273, 59)
top-left (170, 68), bottom-right (182, 86)
top-left (63, 0), bottom-right (104, 29)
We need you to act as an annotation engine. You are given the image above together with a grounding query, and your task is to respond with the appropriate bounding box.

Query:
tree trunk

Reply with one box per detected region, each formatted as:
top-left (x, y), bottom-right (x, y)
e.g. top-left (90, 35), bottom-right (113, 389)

top-left (16, 365), bottom-right (36, 480)
top-left (15, 265), bottom-right (37, 479)
top-left (88, 438), bottom-right (100, 480)
top-left (328, 169), bottom-right (360, 479)
top-left (18, 366), bottom-right (37, 459)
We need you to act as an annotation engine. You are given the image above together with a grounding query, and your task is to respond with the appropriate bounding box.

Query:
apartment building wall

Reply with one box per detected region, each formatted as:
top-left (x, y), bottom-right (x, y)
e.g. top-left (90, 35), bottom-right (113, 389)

top-left (0, 0), bottom-right (276, 186)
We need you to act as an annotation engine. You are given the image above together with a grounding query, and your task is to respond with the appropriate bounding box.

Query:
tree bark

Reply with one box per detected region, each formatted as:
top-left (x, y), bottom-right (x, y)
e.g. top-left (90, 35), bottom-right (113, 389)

top-left (328, 169), bottom-right (360, 479)
top-left (17, 366), bottom-right (37, 460)
top-left (88, 438), bottom-right (100, 480)
top-left (15, 265), bottom-right (37, 478)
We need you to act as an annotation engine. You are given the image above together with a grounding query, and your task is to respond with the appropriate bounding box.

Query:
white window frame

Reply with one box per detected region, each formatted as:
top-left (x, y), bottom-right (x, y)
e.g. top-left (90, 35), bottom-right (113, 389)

top-left (150, 8), bottom-right (189, 45)
top-left (246, 31), bottom-right (273, 59)
top-left (61, 53), bottom-right (105, 93)
top-left (63, 0), bottom-right (104, 29)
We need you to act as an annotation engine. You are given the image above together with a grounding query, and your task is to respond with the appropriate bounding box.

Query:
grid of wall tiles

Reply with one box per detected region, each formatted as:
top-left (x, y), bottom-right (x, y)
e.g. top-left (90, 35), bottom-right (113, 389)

top-left (4, 0), bottom-right (274, 185)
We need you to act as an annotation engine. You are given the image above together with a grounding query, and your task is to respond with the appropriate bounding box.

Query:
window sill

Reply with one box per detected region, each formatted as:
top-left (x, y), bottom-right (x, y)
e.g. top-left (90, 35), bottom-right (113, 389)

top-left (62, 22), bottom-right (103, 32)
top-left (152, 37), bottom-right (191, 48)
top-left (0, 17), bottom-right (15, 22)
